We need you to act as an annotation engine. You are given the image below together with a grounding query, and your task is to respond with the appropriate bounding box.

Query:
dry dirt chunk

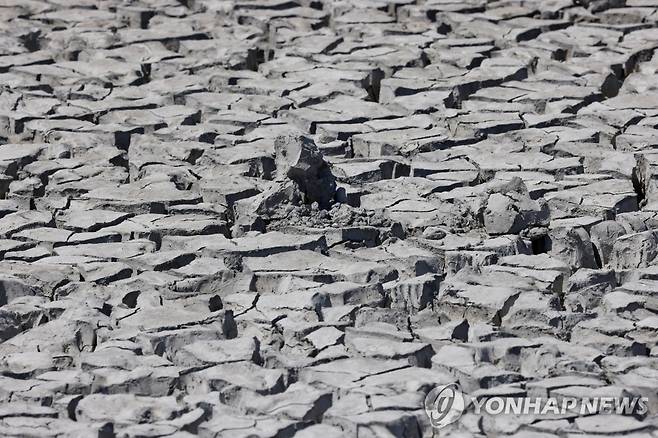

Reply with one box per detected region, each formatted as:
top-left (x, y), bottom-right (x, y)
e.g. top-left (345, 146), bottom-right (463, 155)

top-left (274, 134), bottom-right (336, 207)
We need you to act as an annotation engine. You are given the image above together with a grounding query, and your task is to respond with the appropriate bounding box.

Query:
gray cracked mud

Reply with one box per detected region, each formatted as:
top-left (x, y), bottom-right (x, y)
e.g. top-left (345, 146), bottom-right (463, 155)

top-left (0, 1), bottom-right (657, 437)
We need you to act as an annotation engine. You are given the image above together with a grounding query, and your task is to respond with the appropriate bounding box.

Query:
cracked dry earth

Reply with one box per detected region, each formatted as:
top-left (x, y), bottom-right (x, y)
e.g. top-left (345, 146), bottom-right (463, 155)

top-left (4, 0), bottom-right (658, 437)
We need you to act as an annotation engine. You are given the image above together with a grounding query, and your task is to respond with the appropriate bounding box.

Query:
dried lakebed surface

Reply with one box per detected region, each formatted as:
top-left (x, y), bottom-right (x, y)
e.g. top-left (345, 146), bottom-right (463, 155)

top-left (1, 0), bottom-right (658, 437)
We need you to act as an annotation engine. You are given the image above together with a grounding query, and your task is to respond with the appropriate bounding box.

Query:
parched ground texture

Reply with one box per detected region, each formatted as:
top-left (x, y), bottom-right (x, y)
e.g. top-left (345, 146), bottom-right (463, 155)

top-left (1, 0), bottom-right (658, 437)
